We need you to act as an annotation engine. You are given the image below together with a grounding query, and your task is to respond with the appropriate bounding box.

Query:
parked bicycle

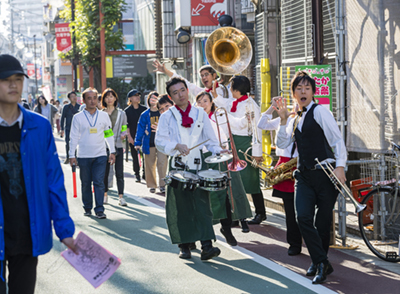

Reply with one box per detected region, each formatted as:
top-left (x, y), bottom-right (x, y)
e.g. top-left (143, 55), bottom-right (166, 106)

top-left (357, 142), bottom-right (400, 262)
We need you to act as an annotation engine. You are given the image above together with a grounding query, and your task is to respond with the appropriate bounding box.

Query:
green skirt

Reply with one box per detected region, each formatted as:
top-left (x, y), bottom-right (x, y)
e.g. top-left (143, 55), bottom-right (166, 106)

top-left (233, 135), bottom-right (261, 194)
top-left (204, 152), bottom-right (252, 221)
top-left (165, 156), bottom-right (215, 244)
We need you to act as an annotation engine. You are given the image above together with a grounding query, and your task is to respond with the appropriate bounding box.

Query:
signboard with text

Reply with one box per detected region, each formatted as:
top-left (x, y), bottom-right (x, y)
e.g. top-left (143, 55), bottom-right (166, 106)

top-left (295, 65), bottom-right (332, 111)
top-left (191, 0), bottom-right (226, 26)
top-left (105, 56), bottom-right (147, 78)
top-left (55, 23), bottom-right (72, 53)
top-left (27, 64), bottom-right (35, 79)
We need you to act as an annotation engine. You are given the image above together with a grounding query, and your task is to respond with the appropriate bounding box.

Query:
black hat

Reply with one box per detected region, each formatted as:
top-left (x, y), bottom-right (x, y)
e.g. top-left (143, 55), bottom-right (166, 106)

top-left (127, 89), bottom-right (141, 98)
top-left (0, 54), bottom-right (29, 79)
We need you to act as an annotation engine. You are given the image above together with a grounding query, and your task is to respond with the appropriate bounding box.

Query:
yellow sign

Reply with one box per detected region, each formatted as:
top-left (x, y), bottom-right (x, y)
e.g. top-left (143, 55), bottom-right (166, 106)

top-left (106, 56), bottom-right (113, 78)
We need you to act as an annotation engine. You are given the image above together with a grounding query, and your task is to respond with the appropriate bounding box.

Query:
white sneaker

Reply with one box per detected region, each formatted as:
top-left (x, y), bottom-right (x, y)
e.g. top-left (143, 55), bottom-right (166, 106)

top-left (104, 195), bottom-right (108, 204)
top-left (118, 198), bottom-right (127, 206)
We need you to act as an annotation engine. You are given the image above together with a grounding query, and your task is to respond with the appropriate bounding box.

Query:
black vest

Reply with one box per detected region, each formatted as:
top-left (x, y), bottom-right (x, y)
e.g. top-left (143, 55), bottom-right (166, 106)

top-left (294, 104), bottom-right (334, 169)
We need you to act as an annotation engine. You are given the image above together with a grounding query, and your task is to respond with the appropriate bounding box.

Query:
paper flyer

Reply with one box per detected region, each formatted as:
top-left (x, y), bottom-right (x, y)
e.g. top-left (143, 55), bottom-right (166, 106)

top-left (61, 231), bottom-right (121, 288)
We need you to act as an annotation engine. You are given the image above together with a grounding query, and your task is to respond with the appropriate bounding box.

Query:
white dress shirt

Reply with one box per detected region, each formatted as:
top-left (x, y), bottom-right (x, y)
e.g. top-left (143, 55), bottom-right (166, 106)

top-left (214, 95), bottom-right (263, 156)
top-left (276, 101), bottom-right (347, 167)
top-left (155, 105), bottom-right (222, 157)
top-left (69, 109), bottom-right (115, 158)
top-left (257, 113), bottom-right (298, 158)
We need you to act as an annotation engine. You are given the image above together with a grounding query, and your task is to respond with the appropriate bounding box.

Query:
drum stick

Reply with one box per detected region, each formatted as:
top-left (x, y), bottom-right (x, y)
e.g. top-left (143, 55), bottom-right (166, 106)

top-left (177, 139), bottom-right (210, 156)
top-left (72, 164), bottom-right (78, 198)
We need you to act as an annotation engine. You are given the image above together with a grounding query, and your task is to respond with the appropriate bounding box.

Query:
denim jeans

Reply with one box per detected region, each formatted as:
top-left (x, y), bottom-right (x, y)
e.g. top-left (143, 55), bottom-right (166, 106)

top-left (78, 156), bottom-right (107, 214)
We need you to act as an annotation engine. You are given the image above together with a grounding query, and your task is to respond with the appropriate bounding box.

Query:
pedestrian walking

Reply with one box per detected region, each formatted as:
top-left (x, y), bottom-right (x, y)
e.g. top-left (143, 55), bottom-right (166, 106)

top-left (125, 89), bottom-right (147, 182)
top-left (54, 100), bottom-right (62, 134)
top-left (60, 91), bottom-right (80, 164)
top-left (135, 91), bottom-right (168, 193)
top-left (101, 88), bottom-right (128, 206)
top-left (34, 95), bottom-right (58, 130)
top-left (0, 53), bottom-right (76, 294)
top-left (69, 87), bottom-right (116, 219)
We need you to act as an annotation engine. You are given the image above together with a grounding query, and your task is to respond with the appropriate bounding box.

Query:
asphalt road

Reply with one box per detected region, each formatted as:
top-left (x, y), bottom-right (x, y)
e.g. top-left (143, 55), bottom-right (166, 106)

top-left (33, 136), bottom-right (400, 294)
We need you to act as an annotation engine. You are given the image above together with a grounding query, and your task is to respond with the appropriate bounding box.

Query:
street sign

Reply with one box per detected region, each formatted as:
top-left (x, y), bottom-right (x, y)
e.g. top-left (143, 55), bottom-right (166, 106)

top-left (105, 56), bottom-right (147, 78)
top-left (191, 0), bottom-right (226, 26)
top-left (27, 63), bottom-right (35, 79)
top-left (295, 65), bottom-right (332, 111)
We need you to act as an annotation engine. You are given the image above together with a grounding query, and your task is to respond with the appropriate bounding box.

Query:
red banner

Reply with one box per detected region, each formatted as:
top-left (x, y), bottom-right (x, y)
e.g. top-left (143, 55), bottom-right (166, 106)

top-left (27, 64), bottom-right (35, 79)
top-left (191, 0), bottom-right (226, 26)
top-left (55, 23), bottom-right (72, 53)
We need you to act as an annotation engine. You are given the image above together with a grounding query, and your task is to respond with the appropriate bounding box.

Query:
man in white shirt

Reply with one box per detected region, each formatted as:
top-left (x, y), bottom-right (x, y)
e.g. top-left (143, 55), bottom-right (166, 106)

top-left (155, 77), bottom-right (224, 261)
top-left (274, 71), bottom-right (347, 284)
top-left (69, 88), bottom-right (116, 219)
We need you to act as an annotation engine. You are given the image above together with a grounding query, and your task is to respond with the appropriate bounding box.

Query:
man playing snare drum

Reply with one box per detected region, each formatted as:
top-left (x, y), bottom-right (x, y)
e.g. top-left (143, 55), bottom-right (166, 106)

top-left (155, 77), bottom-right (225, 260)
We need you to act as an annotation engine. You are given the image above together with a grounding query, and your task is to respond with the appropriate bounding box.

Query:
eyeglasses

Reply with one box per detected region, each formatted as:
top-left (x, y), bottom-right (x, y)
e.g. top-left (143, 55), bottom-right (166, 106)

top-left (200, 73), bottom-right (210, 78)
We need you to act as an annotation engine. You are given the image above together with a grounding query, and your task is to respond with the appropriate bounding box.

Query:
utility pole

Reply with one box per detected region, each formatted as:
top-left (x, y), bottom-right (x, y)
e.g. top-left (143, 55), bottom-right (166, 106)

top-left (33, 34), bottom-right (38, 94)
top-left (71, 0), bottom-right (78, 91)
top-left (99, 0), bottom-right (106, 92)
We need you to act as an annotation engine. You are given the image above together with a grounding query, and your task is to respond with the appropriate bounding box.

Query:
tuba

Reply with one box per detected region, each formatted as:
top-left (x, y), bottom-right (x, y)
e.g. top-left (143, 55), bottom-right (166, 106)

top-left (205, 27), bottom-right (253, 75)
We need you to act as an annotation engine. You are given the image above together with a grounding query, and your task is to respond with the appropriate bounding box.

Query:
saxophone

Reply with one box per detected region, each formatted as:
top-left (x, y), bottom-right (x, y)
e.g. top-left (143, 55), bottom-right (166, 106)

top-left (264, 157), bottom-right (298, 187)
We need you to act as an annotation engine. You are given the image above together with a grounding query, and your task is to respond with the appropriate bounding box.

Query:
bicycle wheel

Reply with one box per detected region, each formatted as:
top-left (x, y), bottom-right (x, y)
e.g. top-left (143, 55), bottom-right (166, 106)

top-left (358, 187), bottom-right (400, 262)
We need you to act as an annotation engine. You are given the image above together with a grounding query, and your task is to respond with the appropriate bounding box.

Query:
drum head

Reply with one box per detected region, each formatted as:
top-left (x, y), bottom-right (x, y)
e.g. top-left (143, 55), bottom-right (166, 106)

top-left (204, 153), bottom-right (233, 164)
top-left (198, 169), bottom-right (225, 180)
top-left (170, 170), bottom-right (199, 182)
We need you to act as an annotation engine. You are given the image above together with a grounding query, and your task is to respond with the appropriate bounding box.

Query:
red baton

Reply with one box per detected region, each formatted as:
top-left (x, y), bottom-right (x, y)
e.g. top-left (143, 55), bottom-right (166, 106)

top-left (72, 164), bottom-right (78, 198)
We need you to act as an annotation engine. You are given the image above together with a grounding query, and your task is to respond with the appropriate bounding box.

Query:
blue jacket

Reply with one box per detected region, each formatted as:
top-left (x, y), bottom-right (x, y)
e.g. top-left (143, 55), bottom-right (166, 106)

top-left (134, 109), bottom-right (152, 154)
top-left (0, 105), bottom-right (75, 260)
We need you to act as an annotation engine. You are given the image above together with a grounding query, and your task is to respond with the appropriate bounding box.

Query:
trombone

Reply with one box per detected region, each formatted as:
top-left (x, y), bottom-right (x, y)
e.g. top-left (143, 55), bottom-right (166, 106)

top-left (214, 107), bottom-right (247, 172)
top-left (315, 158), bottom-right (367, 213)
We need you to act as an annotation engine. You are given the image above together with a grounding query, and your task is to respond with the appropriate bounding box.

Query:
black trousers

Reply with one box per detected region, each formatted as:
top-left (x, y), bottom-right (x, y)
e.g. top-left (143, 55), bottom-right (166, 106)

top-left (294, 169), bottom-right (338, 265)
top-left (251, 192), bottom-right (266, 215)
top-left (282, 197), bottom-right (302, 249)
top-left (0, 254), bottom-right (38, 294)
top-left (104, 147), bottom-right (125, 195)
top-left (179, 240), bottom-right (213, 250)
top-left (220, 193), bottom-right (233, 229)
top-left (65, 128), bottom-right (71, 159)
top-left (129, 143), bottom-right (145, 177)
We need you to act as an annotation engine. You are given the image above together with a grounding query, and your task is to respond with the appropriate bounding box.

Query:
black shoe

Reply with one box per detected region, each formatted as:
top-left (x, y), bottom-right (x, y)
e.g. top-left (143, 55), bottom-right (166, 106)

top-left (288, 246), bottom-right (301, 256)
top-left (312, 261), bottom-right (334, 284)
top-left (306, 263), bottom-right (317, 276)
top-left (179, 247), bottom-right (191, 259)
top-left (95, 212), bottom-right (107, 219)
top-left (189, 243), bottom-right (196, 250)
top-left (83, 211), bottom-right (92, 217)
top-left (231, 220), bottom-right (239, 227)
top-left (135, 175), bottom-right (141, 182)
top-left (240, 219), bottom-right (250, 233)
top-left (201, 246), bottom-right (221, 261)
top-left (247, 214), bottom-right (267, 225)
top-left (220, 228), bottom-right (237, 246)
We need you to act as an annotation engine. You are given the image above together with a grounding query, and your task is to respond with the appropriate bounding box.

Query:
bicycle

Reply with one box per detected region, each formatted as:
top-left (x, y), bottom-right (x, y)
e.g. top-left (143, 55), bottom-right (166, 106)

top-left (357, 142), bottom-right (400, 262)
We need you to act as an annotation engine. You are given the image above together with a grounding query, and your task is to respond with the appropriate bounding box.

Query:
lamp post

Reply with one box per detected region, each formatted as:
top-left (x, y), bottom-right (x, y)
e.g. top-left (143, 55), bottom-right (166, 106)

top-left (33, 34), bottom-right (38, 94)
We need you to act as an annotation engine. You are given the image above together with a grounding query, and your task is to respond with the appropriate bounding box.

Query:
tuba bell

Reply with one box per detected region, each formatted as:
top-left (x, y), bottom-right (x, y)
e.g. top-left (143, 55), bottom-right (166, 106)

top-left (205, 27), bottom-right (253, 75)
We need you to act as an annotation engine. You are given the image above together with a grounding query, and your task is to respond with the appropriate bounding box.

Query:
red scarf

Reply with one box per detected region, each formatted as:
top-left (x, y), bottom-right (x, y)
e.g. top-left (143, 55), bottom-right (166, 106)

top-left (205, 81), bottom-right (219, 93)
top-left (230, 95), bottom-right (248, 113)
top-left (208, 111), bottom-right (215, 122)
top-left (176, 103), bottom-right (194, 128)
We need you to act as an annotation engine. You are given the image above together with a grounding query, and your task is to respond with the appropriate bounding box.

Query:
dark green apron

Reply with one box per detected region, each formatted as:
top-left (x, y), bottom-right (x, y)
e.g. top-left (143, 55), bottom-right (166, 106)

top-left (204, 152), bottom-right (252, 221)
top-left (165, 154), bottom-right (215, 244)
top-left (232, 135), bottom-right (261, 194)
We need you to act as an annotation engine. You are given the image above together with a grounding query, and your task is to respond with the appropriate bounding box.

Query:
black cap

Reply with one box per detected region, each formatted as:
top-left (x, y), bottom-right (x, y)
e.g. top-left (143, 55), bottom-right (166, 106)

top-left (127, 89), bottom-right (141, 98)
top-left (0, 54), bottom-right (29, 79)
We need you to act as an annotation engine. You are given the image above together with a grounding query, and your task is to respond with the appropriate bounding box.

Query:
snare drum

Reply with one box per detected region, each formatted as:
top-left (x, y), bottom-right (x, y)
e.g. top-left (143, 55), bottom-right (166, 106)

top-left (198, 169), bottom-right (229, 191)
top-left (164, 170), bottom-right (199, 191)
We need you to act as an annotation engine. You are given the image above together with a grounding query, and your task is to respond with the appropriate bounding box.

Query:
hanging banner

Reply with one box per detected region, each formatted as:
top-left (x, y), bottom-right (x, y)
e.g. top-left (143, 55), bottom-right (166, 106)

top-left (191, 0), bottom-right (226, 26)
top-left (295, 65), bottom-right (332, 111)
top-left (55, 23), bottom-right (72, 53)
top-left (27, 64), bottom-right (35, 79)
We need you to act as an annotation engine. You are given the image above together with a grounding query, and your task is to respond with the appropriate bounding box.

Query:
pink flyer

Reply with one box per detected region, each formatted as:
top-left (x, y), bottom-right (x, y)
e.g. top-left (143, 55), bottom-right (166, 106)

top-left (61, 231), bottom-right (121, 288)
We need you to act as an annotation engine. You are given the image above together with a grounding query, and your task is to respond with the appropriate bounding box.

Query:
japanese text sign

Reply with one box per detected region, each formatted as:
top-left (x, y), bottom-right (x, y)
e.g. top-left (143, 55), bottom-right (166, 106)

top-left (295, 65), bottom-right (332, 111)
top-left (191, 0), bottom-right (226, 26)
top-left (55, 23), bottom-right (72, 54)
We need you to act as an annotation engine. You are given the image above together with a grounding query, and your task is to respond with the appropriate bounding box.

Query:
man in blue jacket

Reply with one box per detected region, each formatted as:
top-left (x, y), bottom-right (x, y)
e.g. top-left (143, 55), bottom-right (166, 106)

top-left (0, 54), bottom-right (77, 293)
